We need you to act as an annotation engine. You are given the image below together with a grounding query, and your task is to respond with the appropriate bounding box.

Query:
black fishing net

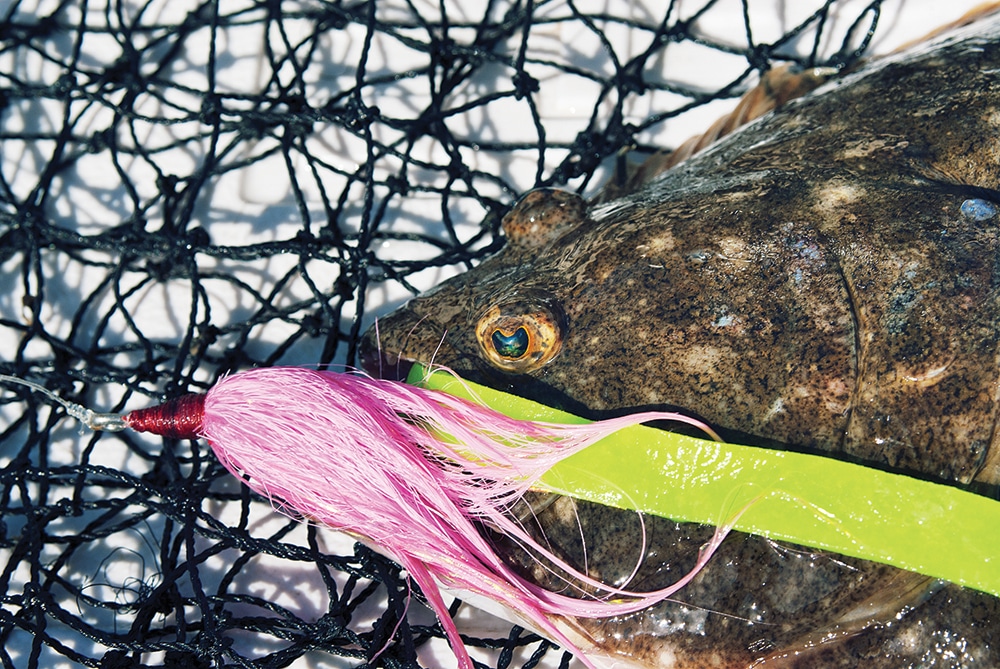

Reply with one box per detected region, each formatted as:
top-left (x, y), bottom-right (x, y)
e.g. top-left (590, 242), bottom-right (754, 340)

top-left (0, 1), bottom-right (951, 667)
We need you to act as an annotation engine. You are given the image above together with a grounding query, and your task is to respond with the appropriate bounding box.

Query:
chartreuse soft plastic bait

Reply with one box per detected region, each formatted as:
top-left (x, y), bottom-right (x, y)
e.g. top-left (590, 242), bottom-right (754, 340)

top-left (407, 362), bottom-right (1000, 598)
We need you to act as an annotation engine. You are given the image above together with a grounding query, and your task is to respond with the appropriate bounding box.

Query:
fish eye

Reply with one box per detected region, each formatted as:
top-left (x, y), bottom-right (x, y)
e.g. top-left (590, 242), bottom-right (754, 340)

top-left (475, 296), bottom-right (565, 373)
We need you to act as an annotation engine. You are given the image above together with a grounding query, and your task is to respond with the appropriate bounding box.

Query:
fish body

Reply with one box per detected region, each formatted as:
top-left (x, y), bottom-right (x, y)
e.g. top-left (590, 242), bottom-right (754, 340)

top-left (361, 16), bottom-right (1000, 669)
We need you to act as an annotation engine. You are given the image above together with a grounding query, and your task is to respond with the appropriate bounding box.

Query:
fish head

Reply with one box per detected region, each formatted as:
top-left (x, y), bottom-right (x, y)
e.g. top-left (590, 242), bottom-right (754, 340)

top-left (359, 166), bottom-right (863, 451)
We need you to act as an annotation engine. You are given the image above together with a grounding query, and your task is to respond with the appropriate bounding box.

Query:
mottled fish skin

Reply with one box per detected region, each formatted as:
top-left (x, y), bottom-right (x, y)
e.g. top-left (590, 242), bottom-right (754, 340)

top-left (361, 17), bottom-right (1000, 669)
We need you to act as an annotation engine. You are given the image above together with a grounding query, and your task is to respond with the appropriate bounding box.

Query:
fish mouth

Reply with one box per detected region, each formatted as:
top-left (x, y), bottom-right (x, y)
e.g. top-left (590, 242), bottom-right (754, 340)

top-left (360, 348), bottom-right (415, 382)
top-left (358, 307), bottom-right (468, 382)
top-left (358, 329), bottom-right (416, 381)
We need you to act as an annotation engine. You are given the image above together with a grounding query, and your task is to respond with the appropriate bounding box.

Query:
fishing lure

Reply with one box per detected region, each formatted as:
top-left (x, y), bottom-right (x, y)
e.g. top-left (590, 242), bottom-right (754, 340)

top-left (0, 367), bottom-right (721, 669)
top-left (3, 366), bottom-right (999, 669)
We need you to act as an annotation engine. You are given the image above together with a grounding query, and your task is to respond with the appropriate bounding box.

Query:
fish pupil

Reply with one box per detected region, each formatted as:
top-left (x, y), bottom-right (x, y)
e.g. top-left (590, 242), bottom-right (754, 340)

top-left (491, 327), bottom-right (530, 358)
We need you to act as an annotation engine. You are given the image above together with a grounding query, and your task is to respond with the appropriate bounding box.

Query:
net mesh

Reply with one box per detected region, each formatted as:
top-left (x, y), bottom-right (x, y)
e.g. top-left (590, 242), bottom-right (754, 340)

top-left (0, 1), bottom-right (931, 667)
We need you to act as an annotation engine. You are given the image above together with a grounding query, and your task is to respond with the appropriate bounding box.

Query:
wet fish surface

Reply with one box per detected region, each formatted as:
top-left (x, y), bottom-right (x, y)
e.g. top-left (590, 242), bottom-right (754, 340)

top-left (361, 16), bottom-right (1000, 669)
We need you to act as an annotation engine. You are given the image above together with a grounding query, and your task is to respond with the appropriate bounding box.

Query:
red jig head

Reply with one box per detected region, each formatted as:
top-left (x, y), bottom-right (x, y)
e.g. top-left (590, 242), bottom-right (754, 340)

top-left (123, 394), bottom-right (206, 439)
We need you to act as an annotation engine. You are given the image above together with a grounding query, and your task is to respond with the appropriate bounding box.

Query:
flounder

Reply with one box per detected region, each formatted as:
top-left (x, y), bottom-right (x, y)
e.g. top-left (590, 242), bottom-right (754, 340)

top-left (360, 13), bottom-right (1000, 669)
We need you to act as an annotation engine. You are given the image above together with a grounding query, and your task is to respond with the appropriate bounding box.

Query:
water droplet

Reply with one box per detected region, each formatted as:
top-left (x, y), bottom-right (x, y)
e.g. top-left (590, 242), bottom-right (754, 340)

top-left (960, 198), bottom-right (997, 221)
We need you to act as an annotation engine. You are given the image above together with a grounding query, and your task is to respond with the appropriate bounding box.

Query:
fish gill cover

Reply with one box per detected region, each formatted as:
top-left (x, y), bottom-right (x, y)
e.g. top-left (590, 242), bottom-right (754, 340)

top-left (0, 1), bottom-right (983, 668)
